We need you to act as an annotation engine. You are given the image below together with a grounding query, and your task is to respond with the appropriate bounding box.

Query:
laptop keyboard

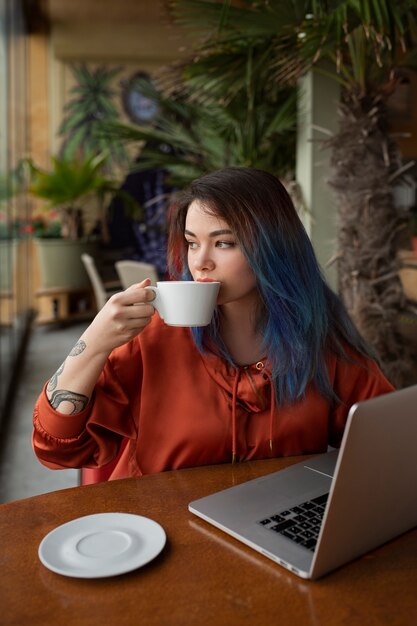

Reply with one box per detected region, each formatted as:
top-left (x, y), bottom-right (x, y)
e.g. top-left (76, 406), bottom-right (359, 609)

top-left (258, 493), bottom-right (329, 551)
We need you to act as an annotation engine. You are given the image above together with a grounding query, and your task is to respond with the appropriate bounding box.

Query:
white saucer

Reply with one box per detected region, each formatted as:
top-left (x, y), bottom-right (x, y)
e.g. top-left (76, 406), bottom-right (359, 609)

top-left (38, 513), bottom-right (166, 578)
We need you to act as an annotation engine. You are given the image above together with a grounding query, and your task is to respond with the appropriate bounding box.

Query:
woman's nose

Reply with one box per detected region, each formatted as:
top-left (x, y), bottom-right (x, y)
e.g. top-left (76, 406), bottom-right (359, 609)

top-left (192, 248), bottom-right (215, 272)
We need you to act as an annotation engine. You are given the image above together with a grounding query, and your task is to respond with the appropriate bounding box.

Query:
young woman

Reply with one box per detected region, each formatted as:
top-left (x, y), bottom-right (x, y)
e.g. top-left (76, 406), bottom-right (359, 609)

top-left (32, 167), bottom-right (394, 481)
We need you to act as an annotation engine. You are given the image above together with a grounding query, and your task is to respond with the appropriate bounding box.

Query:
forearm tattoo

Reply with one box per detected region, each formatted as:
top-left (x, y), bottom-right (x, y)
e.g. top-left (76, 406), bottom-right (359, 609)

top-left (47, 361), bottom-right (65, 392)
top-left (47, 339), bottom-right (88, 413)
top-left (49, 390), bottom-right (89, 414)
top-left (47, 339), bottom-right (87, 392)
top-left (69, 339), bottom-right (86, 357)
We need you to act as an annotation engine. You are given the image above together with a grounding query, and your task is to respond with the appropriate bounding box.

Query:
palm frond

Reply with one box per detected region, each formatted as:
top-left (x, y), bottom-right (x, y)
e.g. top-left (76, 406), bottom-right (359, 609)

top-left (171, 0), bottom-right (417, 94)
top-left (58, 63), bottom-right (129, 168)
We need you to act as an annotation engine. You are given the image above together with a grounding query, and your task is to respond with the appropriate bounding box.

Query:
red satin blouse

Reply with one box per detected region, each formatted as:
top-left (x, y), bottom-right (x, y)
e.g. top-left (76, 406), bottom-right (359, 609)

top-left (32, 314), bottom-right (394, 481)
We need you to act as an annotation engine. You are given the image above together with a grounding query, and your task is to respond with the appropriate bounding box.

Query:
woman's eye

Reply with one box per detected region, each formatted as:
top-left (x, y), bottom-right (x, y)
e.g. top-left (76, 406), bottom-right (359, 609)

top-left (216, 240), bottom-right (235, 248)
top-left (185, 240), bottom-right (198, 249)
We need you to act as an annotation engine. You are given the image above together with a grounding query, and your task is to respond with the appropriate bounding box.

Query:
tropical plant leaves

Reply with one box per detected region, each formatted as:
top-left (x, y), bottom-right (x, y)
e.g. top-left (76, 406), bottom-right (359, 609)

top-left (170, 0), bottom-right (417, 94)
top-left (58, 63), bottom-right (130, 169)
top-left (27, 154), bottom-right (110, 207)
top-left (100, 43), bottom-right (297, 188)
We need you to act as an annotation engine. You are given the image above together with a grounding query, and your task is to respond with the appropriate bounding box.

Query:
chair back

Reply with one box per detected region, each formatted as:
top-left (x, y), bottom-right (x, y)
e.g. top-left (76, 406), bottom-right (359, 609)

top-left (81, 253), bottom-right (109, 310)
top-left (115, 260), bottom-right (158, 289)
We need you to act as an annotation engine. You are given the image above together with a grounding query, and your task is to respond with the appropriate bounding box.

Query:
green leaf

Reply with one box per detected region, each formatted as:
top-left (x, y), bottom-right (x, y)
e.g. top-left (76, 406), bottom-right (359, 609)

top-left (57, 63), bottom-right (125, 167)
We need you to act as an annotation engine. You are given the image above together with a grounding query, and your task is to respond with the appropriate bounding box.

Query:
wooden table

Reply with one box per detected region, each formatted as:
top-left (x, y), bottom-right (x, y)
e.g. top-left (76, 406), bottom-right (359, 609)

top-left (1, 457), bottom-right (416, 626)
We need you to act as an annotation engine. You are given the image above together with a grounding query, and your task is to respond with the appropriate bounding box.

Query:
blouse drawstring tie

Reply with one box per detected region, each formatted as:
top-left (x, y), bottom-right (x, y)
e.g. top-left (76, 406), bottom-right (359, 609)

top-left (255, 362), bottom-right (275, 454)
top-left (231, 368), bottom-right (241, 463)
top-left (230, 363), bottom-right (275, 462)
top-left (265, 369), bottom-right (276, 453)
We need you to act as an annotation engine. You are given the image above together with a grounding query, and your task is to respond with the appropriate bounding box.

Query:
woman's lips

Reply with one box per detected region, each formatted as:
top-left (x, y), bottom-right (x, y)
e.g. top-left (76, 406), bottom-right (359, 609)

top-left (196, 278), bottom-right (217, 283)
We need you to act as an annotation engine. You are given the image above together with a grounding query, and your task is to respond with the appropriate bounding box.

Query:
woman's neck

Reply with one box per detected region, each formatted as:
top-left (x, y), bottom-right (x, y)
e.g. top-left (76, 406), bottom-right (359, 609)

top-left (218, 300), bottom-right (264, 366)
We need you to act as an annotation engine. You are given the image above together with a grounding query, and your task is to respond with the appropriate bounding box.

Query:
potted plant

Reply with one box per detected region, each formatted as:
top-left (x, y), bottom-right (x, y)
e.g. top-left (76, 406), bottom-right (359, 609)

top-left (26, 153), bottom-right (138, 290)
top-left (58, 63), bottom-right (129, 171)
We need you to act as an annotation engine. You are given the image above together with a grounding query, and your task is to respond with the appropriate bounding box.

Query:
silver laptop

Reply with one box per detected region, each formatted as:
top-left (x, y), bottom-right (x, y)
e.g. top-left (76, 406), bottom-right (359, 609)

top-left (189, 384), bottom-right (417, 579)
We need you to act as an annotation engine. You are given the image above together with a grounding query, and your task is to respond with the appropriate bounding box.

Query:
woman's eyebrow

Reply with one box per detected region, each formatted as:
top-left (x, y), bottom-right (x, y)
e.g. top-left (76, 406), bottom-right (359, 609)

top-left (184, 228), bottom-right (233, 237)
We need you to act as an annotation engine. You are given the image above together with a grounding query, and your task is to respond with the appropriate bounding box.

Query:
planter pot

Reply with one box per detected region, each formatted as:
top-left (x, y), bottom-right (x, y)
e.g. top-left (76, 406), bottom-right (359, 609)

top-left (35, 238), bottom-right (98, 289)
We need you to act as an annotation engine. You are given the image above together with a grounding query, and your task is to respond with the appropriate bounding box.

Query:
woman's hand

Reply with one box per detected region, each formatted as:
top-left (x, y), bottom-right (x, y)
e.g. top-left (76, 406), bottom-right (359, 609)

top-left (85, 278), bottom-right (156, 356)
top-left (44, 279), bottom-right (156, 415)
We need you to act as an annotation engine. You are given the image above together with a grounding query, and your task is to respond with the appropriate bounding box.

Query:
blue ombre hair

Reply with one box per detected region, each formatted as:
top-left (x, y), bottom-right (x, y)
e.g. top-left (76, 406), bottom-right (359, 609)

top-left (167, 167), bottom-right (377, 406)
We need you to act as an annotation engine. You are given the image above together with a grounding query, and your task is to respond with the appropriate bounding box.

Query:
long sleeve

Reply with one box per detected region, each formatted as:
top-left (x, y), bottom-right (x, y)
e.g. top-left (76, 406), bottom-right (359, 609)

top-left (32, 340), bottom-right (141, 471)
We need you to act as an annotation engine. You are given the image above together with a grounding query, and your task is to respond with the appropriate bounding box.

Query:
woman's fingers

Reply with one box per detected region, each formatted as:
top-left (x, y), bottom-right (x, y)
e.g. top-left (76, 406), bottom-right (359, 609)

top-left (111, 279), bottom-right (155, 307)
top-left (85, 279), bottom-right (159, 352)
top-left (106, 283), bottom-right (156, 322)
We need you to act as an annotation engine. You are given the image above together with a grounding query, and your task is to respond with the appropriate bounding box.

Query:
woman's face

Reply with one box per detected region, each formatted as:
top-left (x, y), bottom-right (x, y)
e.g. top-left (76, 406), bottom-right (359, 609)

top-left (184, 200), bottom-right (258, 306)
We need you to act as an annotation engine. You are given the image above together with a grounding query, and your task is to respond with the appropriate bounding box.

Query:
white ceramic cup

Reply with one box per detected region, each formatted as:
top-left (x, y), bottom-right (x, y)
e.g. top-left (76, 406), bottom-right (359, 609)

top-left (145, 281), bottom-right (221, 327)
